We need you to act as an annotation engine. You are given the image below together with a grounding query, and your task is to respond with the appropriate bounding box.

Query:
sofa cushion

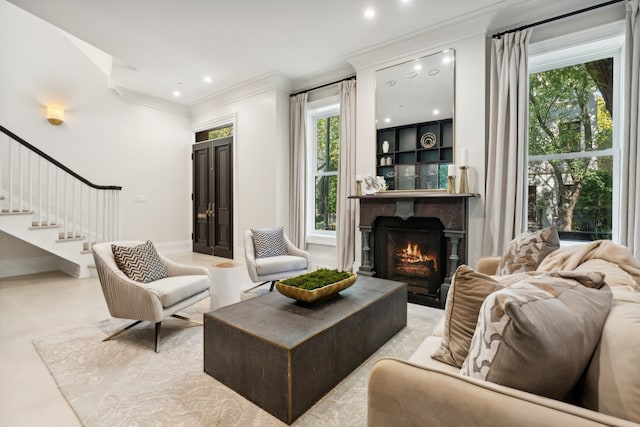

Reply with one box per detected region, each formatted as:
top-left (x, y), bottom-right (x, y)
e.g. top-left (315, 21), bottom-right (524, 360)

top-left (497, 226), bottom-right (559, 275)
top-left (577, 261), bottom-right (640, 423)
top-left (111, 240), bottom-right (168, 283)
top-left (148, 275), bottom-right (210, 308)
top-left (431, 265), bottom-right (504, 368)
top-left (461, 272), bottom-right (612, 401)
top-left (255, 255), bottom-right (307, 276)
top-left (252, 227), bottom-right (287, 258)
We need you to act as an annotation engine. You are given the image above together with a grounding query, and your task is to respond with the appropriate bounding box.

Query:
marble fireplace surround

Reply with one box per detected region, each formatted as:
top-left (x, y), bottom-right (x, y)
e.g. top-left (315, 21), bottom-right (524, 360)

top-left (350, 191), bottom-right (478, 306)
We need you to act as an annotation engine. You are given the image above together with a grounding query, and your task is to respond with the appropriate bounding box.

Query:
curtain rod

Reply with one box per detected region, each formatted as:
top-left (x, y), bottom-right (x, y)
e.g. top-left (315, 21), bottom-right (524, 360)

top-left (491, 0), bottom-right (624, 39)
top-left (290, 75), bottom-right (356, 97)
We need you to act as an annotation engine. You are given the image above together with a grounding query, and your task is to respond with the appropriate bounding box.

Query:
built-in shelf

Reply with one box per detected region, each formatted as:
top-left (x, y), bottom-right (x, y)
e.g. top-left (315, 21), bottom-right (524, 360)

top-left (377, 118), bottom-right (453, 191)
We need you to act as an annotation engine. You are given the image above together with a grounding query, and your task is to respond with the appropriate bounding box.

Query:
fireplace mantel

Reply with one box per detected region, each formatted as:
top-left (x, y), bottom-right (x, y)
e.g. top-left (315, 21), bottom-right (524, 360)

top-left (351, 191), bottom-right (479, 307)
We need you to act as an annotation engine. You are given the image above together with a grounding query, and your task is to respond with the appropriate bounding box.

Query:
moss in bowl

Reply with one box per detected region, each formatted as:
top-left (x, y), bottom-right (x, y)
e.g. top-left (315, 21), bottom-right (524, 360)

top-left (276, 269), bottom-right (357, 303)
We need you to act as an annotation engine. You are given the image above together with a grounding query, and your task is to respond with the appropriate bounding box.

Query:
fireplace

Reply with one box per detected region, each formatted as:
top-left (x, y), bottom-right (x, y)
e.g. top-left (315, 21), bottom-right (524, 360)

top-left (350, 191), bottom-right (477, 308)
top-left (375, 217), bottom-right (445, 304)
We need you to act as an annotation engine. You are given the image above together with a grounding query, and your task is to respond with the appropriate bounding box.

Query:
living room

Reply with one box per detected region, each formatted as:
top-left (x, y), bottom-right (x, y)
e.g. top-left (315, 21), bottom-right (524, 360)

top-left (1, 0), bottom-right (639, 426)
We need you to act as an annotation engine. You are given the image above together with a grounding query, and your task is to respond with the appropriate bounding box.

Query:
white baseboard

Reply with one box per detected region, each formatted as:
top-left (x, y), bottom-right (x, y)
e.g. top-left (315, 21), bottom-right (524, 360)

top-left (0, 255), bottom-right (61, 278)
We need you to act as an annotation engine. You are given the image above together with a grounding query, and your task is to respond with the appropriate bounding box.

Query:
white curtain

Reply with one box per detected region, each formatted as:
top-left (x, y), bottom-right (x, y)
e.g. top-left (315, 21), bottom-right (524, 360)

top-left (289, 93), bottom-right (308, 249)
top-left (482, 30), bottom-right (532, 256)
top-left (337, 80), bottom-right (357, 271)
top-left (621, 0), bottom-right (640, 258)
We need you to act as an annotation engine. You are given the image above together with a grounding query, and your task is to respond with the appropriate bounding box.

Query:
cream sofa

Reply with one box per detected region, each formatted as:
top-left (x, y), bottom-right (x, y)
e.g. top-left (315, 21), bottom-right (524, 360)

top-left (368, 241), bottom-right (640, 427)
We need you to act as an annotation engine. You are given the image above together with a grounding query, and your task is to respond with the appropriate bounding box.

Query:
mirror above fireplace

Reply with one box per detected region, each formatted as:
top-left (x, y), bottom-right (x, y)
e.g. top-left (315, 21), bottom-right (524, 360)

top-left (375, 50), bottom-right (455, 190)
top-left (375, 49), bottom-right (454, 129)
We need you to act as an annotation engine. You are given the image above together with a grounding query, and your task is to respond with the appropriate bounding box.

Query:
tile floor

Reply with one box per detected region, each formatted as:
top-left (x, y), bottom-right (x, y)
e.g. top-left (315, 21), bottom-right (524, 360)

top-left (0, 252), bottom-right (254, 427)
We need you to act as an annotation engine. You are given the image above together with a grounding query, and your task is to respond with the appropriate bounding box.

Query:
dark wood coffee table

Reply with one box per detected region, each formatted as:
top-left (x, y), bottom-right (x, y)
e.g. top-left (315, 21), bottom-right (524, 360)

top-left (203, 276), bottom-right (407, 424)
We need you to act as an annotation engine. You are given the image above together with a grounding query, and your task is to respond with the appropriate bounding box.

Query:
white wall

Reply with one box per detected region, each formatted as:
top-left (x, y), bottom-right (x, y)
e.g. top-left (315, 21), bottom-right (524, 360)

top-left (190, 82), bottom-right (290, 261)
top-left (0, 1), bottom-right (192, 256)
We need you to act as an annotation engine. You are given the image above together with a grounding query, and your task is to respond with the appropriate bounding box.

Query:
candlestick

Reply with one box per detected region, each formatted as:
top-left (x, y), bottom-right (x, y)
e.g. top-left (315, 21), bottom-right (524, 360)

top-left (459, 166), bottom-right (469, 194)
top-left (447, 164), bottom-right (456, 177)
top-left (447, 176), bottom-right (456, 194)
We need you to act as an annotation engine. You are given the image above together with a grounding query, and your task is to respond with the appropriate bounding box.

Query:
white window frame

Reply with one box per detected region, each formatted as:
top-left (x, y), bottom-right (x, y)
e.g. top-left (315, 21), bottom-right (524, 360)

top-left (527, 25), bottom-right (624, 244)
top-left (306, 97), bottom-right (340, 246)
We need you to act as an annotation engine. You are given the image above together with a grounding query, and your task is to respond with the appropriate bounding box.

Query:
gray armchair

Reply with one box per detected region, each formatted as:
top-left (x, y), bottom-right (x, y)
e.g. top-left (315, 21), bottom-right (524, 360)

top-left (244, 229), bottom-right (309, 292)
top-left (92, 241), bottom-right (210, 352)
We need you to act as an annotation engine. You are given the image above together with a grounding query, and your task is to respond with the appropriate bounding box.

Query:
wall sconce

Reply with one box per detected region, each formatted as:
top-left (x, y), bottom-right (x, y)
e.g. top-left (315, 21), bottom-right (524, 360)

top-left (47, 107), bottom-right (64, 125)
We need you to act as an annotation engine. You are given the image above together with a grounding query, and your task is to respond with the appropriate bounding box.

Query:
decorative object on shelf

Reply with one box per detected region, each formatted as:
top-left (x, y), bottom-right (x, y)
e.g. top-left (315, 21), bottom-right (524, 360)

top-left (380, 157), bottom-right (386, 166)
top-left (355, 175), bottom-right (363, 196)
top-left (420, 132), bottom-right (437, 149)
top-left (362, 174), bottom-right (387, 194)
top-left (458, 148), bottom-right (469, 193)
top-left (459, 166), bottom-right (469, 193)
top-left (385, 156), bottom-right (393, 165)
top-left (376, 176), bottom-right (388, 191)
top-left (382, 140), bottom-right (390, 153)
top-left (275, 269), bottom-right (357, 304)
top-left (447, 164), bottom-right (456, 194)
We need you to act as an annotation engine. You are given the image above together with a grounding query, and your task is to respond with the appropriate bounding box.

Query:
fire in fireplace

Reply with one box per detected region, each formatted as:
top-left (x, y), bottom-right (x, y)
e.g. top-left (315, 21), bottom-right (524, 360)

top-left (395, 242), bottom-right (438, 277)
top-left (375, 216), bottom-right (445, 307)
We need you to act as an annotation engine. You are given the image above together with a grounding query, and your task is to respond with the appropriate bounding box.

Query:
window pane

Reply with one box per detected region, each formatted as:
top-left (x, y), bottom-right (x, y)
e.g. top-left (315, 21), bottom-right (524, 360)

top-left (314, 175), bottom-right (337, 231)
top-left (208, 126), bottom-right (233, 140)
top-left (316, 115), bottom-right (340, 173)
top-left (528, 57), bottom-right (614, 241)
top-left (527, 156), bottom-right (612, 240)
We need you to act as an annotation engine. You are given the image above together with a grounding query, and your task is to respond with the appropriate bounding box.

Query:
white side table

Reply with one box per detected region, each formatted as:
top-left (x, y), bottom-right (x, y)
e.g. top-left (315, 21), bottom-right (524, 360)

top-left (210, 261), bottom-right (241, 310)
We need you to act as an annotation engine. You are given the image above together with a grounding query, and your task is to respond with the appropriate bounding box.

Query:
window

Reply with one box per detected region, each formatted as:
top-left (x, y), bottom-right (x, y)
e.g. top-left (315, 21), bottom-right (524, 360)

top-left (527, 35), bottom-right (622, 242)
top-left (307, 100), bottom-right (340, 242)
top-left (194, 125), bottom-right (233, 142)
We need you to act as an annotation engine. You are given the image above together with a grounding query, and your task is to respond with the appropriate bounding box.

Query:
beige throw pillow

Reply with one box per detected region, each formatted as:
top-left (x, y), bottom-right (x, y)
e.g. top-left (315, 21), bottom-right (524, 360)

top-left (497, 226), bottom-right (560, 275)
top-left (431, 265), bottom-right (504, 368)
top-left (460, 272), bottom-right (612, 400)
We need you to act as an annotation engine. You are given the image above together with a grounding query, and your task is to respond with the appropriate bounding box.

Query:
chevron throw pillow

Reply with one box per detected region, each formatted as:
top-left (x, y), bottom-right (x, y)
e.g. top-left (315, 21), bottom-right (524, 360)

top-left (252, 227), bottom-right (287, 258)
top-left (111, 240), bottom-right (169, 283)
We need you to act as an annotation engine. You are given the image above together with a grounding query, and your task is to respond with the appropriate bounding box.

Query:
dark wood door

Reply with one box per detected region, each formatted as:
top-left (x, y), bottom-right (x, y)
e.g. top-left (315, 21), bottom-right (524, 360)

top-left (192, 138), bottom-right (233, 257)
top-left (213, 140), bottom-right (233, 257)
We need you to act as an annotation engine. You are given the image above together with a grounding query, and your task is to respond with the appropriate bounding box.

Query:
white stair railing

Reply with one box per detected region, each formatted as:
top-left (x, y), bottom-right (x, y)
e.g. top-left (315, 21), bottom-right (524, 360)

top-left (0, 125), bottom-right (121, 250)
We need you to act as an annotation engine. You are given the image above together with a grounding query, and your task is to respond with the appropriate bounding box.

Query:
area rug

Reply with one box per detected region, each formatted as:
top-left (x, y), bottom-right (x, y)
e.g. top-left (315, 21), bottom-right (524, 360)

top-left (33, 299), bottom-right (443, 427)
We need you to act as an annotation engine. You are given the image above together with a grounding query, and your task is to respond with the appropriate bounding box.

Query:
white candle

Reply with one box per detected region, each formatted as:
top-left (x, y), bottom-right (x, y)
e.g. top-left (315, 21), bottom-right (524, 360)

top-left (460, 148), bottom-right (468, 167)
top-left (356, 175), bottom-right (362, 182)
top-left (448, 164), bottom-right (456, 177)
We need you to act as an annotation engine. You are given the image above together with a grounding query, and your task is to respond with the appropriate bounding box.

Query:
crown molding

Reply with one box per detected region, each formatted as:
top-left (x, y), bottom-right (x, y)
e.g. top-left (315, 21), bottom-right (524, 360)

top-left (189, 71), bottom-right (292, 117)
top-left (113, 86), bottom-right (190, 117)
top-left (342, 5), bottom-right (499, 72)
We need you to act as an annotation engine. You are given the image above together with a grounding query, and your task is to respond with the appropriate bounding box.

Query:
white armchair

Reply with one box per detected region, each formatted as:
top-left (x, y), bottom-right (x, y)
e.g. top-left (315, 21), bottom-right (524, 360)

top-left (92, 241), bottom-right (211, 352)
top-left (244, 229), bottom-right (309, 292)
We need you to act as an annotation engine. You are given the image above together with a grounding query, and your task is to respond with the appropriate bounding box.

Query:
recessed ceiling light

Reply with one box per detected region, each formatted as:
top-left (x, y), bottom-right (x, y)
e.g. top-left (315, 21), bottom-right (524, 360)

top-left (384, 117), bottom-right (391, 123)
top-left (386, 80), bottom-right (397, 86)
top-left (428, 69), bottom-right (440, 76)
top-left (401, 0), bottom-right (411, 3)
top-left (204, 76), bottom-right (212, 83)
top-left (433, 109), bottom-right (440, 115)
top-left (172, 90), bottom-right (181, 97)
top-left (442, 55), bottom-right (452, 64)
top-left (404, 72), bottom-right (417, 79)
top-left (414, 64), bottom-right (422, 71)
top-left (364, 8), bottom-right (375, 19)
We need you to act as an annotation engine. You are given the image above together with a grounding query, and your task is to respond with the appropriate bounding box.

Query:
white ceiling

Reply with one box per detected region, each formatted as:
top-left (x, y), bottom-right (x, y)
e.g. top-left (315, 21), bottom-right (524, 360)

top-left (7, 0), bottom-right (605, 106)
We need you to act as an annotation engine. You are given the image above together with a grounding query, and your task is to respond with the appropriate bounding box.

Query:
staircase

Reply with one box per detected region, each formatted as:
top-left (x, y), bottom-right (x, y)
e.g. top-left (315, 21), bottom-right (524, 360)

top-left (0, 125), bottom-right (121, 278)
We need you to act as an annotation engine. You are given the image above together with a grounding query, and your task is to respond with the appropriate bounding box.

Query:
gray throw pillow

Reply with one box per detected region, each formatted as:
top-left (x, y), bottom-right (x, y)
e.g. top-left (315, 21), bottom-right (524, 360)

top-left (111, 240), bottom-right (168, 283)
top-left (460, 271), bottom-right (612, 400)
top-left (252, 227), bottom-right (287, 258)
